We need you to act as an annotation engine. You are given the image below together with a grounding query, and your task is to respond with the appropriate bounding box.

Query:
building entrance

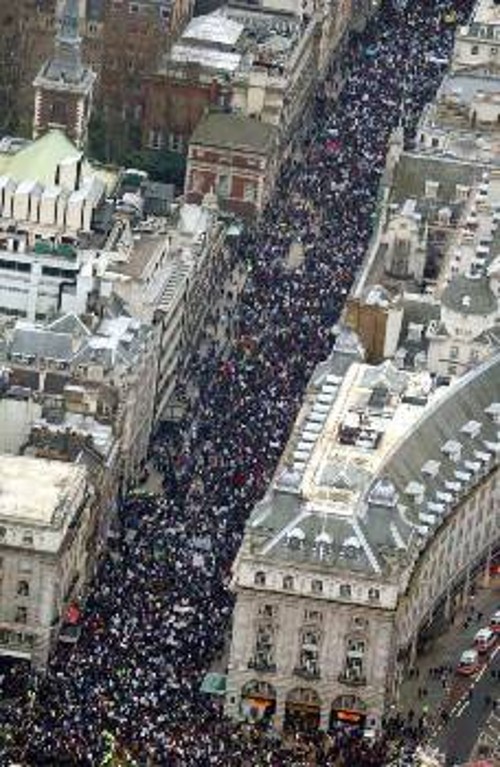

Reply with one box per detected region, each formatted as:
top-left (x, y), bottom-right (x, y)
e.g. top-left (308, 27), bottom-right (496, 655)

top-left (240, 680), bottom-right (276, 723)
top-left (284, 687), bottom-right (321, 731)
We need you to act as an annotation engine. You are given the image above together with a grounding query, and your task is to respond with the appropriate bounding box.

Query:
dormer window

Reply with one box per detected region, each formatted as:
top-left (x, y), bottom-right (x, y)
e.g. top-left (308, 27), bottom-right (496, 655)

top-left (311, 579), bottom-right (323, 595)
top-left (254, 571), bottom-right (266, 587)
top-left (340, 584), bottom-right (352, 600)
top-left (368, 588), bottom-right (380, 604)
top-left (283, 575), bottom-right (294, 591)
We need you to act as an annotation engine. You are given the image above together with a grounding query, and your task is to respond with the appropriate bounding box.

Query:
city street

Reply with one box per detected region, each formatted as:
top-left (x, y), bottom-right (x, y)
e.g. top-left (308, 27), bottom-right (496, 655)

top-left (398, 584), bottom-right (500, 764)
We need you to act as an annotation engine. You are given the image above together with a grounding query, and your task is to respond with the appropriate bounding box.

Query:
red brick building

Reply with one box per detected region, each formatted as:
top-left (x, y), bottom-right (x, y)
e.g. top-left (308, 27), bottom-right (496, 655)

top-left (185, 113), bottom-right (278, 219)
top-left (33, 0), bottom-right (96, 149)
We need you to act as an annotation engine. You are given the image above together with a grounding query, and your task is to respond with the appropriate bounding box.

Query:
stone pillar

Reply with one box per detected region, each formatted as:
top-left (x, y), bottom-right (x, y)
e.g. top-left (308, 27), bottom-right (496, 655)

top-left (320, 702), bottom-right (330, 731)
top-left (273, 687), bottom-right (285, 730)
top-left (482, 544), bottom-right (492, 589)
top-left (444, 585), bottom-right (452, 622)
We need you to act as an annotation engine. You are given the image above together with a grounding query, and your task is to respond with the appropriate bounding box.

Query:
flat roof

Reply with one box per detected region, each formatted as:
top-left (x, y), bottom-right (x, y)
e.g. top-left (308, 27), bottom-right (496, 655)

top-left (170, 44), bottom-right (242, 72)
top-left (0, 455), bottom-right (85, 525)
top-left (182, 12), bottom-right (243, 47)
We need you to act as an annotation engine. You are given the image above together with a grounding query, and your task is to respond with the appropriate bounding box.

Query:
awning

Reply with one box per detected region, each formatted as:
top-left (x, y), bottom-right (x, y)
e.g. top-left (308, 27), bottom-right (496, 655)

top-left (200, 672), bottom-right (227, 696)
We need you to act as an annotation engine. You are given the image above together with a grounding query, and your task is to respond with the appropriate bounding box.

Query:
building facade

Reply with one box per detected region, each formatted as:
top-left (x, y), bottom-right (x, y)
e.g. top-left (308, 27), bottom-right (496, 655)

top-left (0, 455), bottom-right (97, 668)
top-left (226, 337), bottom-right (500, 730)
top-left (33, 0), bottom-right (96, 148)
top-left (185, 113), bottom-right (279, 218)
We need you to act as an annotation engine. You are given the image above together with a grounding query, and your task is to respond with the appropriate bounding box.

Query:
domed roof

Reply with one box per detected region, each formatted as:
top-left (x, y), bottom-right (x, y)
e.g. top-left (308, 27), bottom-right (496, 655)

top-left (441, 274), bottom-right (497, 316)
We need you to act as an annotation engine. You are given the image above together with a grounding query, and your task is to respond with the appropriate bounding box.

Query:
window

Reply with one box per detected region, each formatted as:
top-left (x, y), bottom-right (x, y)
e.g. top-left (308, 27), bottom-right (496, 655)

top-left (368, 587), bottom-right (380, 603)
top-left (17, 581), bottom-right (29, 597)
top-left (353, 616), bottom-right (368, 630)
top-left (15, 606), bottom-right (27, 624)
top-left (258, 604), bottom-right (277, 619)
top-left (304, 609), bottom-right (323, 624)
top-left (217, 174), bottom-right (230, 198)
top-left (0, 527), bottom-right (6, 541)
top-left (253, 623), bottom-right (276, 670)
top-left (283, 575), bottom-right (294, 590)
top-left (471, 45), bottom-right (479, 55)
top-left (254, 571), bottom-right (266, 586)
top-left (340, 584), bottom-right (352, 599)
top-left (343, 638), bottom-right (366, 682)
top-left (450, 345), bottom-right (459, 360)
top-left (311, 579), bottom-right (323, 595)
top-left (244, 183), bottom-right (257, 203)
top-left (297, 628), bottom-right (321, 677)
top-left (22, 532), bottom-right (34, 546)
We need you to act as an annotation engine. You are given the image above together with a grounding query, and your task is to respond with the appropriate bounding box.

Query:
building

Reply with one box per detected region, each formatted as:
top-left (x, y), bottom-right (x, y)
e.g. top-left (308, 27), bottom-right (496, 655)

top-left (0, 455), bottom-right (97, 668)
top-left (1, 306), bottom-right (159, 490)
top-left (185, 112), bottom-right (279, 218)
top-left (95, 192), bottom-right (227, 418)
top-left (452, 0), bottom-right (500, 74)
top-left (143, 7), bottom-right (319, 159)
top-left (97, 0), bottom-right (194, 159)
top-left (33, 0), bottom-right (96, 148)
top-left (226, 335), bottom-right (500, 730)
top-left (0, 129), bottom-right (115, 322)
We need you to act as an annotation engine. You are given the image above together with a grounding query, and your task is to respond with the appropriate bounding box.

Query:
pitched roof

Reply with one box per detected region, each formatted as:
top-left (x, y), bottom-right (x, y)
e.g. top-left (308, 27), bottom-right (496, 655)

top-left (391, 152), bottom-right (489, 204)
top-left (190, 113), bottom-right (277, 154)
top-left (0, 130), bottom-right (81, 187)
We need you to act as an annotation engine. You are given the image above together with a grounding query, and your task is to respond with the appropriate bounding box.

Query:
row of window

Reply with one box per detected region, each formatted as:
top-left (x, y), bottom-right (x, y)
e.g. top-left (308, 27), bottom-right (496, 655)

top-left (254, 571), bottom-right (381, 603)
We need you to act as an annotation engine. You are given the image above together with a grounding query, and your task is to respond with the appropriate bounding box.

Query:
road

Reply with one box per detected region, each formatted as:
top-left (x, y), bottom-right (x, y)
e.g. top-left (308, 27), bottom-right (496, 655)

top-left (433, 644), bottom-right (500, 765)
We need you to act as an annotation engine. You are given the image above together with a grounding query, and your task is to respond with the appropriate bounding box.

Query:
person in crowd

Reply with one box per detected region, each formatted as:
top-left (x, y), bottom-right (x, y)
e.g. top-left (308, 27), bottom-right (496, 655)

top-left (0, 1), bottom-right (475, 764)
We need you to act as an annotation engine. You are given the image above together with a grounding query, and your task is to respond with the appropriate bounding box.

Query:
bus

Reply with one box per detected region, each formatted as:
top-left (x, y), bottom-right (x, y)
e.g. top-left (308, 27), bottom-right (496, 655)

top-left (456, 649), bottom-right (480, 676)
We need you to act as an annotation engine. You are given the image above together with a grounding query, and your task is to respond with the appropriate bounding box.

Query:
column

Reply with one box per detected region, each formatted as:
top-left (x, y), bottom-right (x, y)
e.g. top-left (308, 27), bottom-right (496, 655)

top-left (273, 687), bottom-right (285, 730)
top-left (482, 544), bottom-right (492, 589)
top-left (320, 702), bottom-right (330, 731)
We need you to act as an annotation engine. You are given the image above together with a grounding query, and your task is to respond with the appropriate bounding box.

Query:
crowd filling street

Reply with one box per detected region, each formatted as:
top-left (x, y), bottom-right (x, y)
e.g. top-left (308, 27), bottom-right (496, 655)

top-left (0, 0), bottom-right (477, 764)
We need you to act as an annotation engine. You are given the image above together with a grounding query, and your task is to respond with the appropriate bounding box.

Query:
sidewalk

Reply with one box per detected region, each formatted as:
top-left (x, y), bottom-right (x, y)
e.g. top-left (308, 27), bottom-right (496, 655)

top-left (397, 583), bottom-right (500, 719)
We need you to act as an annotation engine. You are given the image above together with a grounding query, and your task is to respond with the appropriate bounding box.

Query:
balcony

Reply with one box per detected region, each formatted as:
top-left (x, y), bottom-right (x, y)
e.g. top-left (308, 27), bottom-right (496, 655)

top-left (247, 658), bottom-right (277, 673)
top-left (294, 666), bottom-right (321, 681)
top-left (338, 671), bottom-right (367, 687)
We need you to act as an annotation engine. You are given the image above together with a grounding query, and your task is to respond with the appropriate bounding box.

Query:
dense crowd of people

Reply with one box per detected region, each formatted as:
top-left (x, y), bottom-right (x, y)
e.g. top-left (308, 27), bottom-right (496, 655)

top-left (0, 0), bottom-right (475, 764)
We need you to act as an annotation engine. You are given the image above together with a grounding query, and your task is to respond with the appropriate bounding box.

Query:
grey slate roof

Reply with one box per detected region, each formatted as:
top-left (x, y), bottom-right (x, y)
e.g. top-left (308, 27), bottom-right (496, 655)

top-left (246, 348), bottom-right (500, 580)
top-left (391, 152), bottom-right (489, 204)
top-left (190, 113), bottom-right (277, 154)
top-left (441, 274), bottom-right (498, 316)
top-left (10, 327), bottom-right (74, 362)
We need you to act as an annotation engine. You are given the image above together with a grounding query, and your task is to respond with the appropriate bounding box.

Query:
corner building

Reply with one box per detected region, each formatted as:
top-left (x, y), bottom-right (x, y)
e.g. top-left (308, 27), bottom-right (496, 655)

top-left (226, 334), bottom-right (500, 731)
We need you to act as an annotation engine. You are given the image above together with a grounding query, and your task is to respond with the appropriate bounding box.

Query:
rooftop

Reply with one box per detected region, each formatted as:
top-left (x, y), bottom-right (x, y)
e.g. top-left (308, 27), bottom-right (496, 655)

top-left (441, 273), bottom-right (498, 315)
top-left (190, 113), bottom-right (277, 153)
top-left (244, 344), bottom-right (500, 579)
top-left (182, 11), bottom-right (243, 46)
top-left (0, 130), bottom-right (117, 192)
top-left (0, 455), bottom-right (86, 525)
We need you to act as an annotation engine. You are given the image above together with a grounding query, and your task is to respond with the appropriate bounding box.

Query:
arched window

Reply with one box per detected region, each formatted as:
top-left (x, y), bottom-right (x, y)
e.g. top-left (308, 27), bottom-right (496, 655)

top-left (254, 571), bottom-right (266, 586)
top-left (283, 575), bottom-right (294, 590)
top-left (17, 580), bottom-right (29, 597)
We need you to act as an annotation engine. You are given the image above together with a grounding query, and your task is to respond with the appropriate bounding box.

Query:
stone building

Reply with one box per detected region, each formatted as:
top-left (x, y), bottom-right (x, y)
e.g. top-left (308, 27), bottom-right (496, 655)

top-left (452, 0), bottom-right (500, 74)
top-left (185, 112), bottom-right (279, 218)
top-left (0, 455), bottom-right (99, 668)
top-left (226, 335), bottom-right (500, 730)
top-left (143, 6), bottom-right (320, 160)
top-left (33, 0), bottom-right (96, 148)
top-left (1, 307), bottom-right (159, 490)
